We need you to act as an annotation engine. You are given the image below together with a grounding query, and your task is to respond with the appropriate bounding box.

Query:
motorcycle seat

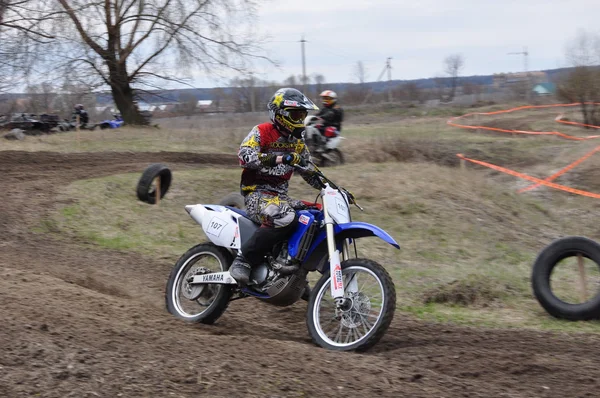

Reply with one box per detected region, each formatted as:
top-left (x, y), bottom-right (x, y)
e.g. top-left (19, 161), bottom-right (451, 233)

top-left (225, 205), bottom-right (248, 218)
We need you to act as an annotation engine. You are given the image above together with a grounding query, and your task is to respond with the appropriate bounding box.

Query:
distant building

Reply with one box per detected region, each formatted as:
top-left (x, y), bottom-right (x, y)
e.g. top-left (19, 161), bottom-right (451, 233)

top-left (532, 83), bottom-right (556, 96)
top-left (493, 71), bottom-right (548, 88)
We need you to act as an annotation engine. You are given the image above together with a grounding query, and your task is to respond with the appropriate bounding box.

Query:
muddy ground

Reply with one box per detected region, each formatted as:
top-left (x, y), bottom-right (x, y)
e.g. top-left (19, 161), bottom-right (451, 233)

top-left (1, 150), bottom-right (599, 397)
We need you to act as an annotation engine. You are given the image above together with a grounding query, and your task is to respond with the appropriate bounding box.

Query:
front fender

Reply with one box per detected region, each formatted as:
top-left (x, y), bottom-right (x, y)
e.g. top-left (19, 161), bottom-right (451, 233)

top-left (302, 222), bottom-right (400, 272)
top-left (334, 222), bottom-right (400, 249)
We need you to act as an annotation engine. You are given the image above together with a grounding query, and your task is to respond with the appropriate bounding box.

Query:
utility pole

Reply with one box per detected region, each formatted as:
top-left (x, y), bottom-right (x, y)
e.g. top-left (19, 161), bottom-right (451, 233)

top-left (362, 57), bottom-right (394, 104)
top-left (300, 36), bottom-right (307, 93)
top-left (508, 46), bottom-right (530, 102)
top-left (249, 72), bottom-right (256, 113)
top-left (386, 57), bottom-right (393, 102)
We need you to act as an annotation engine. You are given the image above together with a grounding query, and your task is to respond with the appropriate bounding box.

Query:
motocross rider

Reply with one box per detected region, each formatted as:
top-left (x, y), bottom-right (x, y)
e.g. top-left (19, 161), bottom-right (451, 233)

top-left (229, 88), bottom-right (324, 285)
top-left (72, 104), bottom-right (89, 126)
top-left (314, 90), bottom-right (343, 150)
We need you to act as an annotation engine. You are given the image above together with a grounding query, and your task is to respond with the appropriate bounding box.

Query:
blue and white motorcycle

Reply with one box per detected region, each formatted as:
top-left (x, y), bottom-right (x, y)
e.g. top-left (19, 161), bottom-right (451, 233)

top-left (165, 166), bottom-right (398, 351)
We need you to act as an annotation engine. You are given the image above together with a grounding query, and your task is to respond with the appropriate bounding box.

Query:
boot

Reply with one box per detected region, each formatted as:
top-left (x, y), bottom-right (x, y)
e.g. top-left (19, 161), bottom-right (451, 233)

top-left (229, 254), bottom-right (252, 285)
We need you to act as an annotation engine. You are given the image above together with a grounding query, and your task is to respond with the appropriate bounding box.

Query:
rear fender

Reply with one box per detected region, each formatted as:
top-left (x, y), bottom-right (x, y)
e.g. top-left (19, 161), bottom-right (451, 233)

top-left (185, 204), bottom-right (244, 249)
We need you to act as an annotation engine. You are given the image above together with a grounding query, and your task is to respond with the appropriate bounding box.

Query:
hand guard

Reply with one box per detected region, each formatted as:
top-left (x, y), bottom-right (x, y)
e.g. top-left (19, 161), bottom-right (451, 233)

top-left (342, 188), bottom-right (356, 204)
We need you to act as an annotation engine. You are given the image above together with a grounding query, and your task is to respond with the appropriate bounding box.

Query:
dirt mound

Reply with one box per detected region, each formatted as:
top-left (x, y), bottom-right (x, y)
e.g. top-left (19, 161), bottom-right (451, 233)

top-left (0, 150), bottom-right (237, 171)
top-left (346, 137), bottom-right (461, 167)
top-left (422, 275), bottom-right (509, 307)
top-left (478, 117), bottom-right (535, 132)
top-left (2, 150), bottom-right (600, 397)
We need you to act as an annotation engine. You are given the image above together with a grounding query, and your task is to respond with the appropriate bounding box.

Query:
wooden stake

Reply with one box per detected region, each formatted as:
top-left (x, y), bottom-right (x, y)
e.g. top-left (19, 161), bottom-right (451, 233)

top-left (76, 114), bottom-right (81, 149)
top-left (155, 176), bottom-right (161, 206)
top-left (577, 254), bottom-right (588, 302)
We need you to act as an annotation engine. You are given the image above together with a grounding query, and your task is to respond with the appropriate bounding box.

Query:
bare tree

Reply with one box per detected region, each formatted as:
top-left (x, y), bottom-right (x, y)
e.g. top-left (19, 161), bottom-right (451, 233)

top-left (52, 80), bottom-right (97, 118)
top-left (0, 1), bottom-right (6, 25)
top-left (26, 81), bottom-right (55, 113)
top-left (311, 73), bottom-right (325, 98)
top-left (443, 54), bottom-right (465, 101)
top-left (353, 61), bottom-right (367, 84)
top-left (558, 30), bottom-right (600, 127)
top-left (0, 1), bottom-right (56, 94)
top-left (6, 1), bottom-right (265, 124)
top-left (229, 75), bottom-right (275, 113)
top-left (211, 87), bottom-right (225, 112)
top-left (433, 75), bottom-right (447, 101)
top-left (283, 75), bottom-right (298, 89)
top-left (351, 61), bottom-right (369, 100)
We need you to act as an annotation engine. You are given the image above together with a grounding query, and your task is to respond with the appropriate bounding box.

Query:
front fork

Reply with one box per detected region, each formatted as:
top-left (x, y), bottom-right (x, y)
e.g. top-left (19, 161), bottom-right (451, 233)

top-left (323, 199), bottom-right (358, 305)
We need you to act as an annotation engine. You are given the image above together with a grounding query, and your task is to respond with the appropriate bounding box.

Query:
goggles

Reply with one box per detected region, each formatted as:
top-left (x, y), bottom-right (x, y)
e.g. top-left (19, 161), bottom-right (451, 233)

top-left (284, 108), bottom-right (308, 122)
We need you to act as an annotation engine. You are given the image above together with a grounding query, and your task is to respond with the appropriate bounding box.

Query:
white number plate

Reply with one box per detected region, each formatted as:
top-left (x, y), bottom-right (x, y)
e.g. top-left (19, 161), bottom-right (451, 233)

top-left (206, 217), bottom-right (228, 237)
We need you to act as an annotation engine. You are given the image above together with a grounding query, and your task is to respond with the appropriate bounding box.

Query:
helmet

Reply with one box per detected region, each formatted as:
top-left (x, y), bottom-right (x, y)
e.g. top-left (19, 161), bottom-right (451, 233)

top-left (319, 90), bottom-right (337, 107)
top-left (268, 88), bottom-right (318, 138)
top-left (74, 104), bottom-right (84, 111)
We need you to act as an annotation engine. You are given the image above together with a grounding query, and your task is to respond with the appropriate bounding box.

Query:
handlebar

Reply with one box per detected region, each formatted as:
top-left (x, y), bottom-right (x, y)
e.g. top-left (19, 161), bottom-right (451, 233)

top-left (294, 163), bottom-right (363, 211)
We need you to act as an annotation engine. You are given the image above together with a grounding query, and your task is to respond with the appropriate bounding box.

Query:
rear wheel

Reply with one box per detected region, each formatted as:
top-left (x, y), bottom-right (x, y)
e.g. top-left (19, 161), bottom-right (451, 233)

top-left (165, 243), bottom-right (233, 324)
top-left (306, 258), bottom-right (396, 351)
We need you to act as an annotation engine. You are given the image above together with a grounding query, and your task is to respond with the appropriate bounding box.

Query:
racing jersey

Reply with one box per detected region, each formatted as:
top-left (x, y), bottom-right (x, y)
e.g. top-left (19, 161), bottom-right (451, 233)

top-left (238, 122), bottom-right (322, 195)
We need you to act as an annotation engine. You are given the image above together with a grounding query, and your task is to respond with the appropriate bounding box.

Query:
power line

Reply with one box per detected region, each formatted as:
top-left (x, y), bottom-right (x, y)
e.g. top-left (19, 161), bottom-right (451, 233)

top-left (508, 46), bottom-right (530, 101)
top-left (363, 57), bottom-right (393, 104)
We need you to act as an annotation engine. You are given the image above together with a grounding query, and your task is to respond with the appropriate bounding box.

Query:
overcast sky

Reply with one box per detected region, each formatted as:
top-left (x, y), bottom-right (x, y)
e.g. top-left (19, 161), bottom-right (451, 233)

top-left (190, 0), bottom-right (600, 88)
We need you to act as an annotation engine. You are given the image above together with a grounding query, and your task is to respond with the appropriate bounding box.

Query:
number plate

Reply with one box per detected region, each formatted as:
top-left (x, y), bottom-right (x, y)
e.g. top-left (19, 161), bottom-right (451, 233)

top-left (206, 217), bottom-right (228, 237)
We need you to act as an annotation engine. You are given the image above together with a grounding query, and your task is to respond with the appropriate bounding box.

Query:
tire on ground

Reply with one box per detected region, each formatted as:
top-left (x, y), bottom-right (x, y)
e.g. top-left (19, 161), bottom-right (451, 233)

top-left (218, 192), bottom-right (245, 209)
top-left (532, 236), bottom-right (600, 321)
top-left (136, 163), bottom-right (172, 204)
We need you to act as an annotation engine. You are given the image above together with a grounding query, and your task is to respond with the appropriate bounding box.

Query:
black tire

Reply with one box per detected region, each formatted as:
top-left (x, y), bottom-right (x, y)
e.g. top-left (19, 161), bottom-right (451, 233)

top-left (321, 149), bottom-right (345, 167)
top-left (532, 236), bottom-right (600, 321)
top-left (136, 163), bottom-right (172, 204)
top-left (218, 192), bottom-right (245, 209)
top-left (332, 149), bottom-right (345, 165)
top-left (165, 243), bottom-right (233, 324)
top-left (306, 258), bottom-right (396, 351)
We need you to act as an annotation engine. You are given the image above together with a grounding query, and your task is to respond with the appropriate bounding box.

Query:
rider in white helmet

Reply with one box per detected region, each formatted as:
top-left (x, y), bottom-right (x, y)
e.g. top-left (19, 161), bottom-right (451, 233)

top-left (314, 90), bottom-right (343, 150)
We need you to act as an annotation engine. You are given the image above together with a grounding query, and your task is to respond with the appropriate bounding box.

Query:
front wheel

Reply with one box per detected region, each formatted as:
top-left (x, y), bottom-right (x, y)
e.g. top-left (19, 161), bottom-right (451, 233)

top-left (324, 149), bottom-right (345, 167)
top-left (306, 258), bottom-right (396, 351)
top-left (165, 243), bottom-right (233, 324)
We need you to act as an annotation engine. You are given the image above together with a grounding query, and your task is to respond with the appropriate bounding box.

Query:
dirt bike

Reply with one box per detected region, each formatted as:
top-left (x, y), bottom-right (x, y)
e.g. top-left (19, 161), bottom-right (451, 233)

top-left (303, 115), bottom-right (345, 167)
top-left (165, 164), bottom-right (398, 351)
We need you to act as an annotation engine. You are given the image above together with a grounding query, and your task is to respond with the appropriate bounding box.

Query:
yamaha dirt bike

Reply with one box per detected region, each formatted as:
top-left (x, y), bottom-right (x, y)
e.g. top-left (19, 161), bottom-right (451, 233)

top-left (303, 115), bottom-right (345, 167)
top-left (165, 165), bottom-right (398, 351)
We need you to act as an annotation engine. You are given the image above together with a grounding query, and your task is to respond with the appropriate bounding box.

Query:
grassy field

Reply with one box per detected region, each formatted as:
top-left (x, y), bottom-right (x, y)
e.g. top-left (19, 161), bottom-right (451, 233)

top-left (13, 103), bottom-right (600, 333)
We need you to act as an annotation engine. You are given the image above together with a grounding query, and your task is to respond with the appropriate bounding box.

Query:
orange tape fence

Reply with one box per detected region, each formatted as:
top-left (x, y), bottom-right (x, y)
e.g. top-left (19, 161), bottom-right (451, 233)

top-left (450, 103), bottom-right (600, 198)
top-left (456, 154), bottom-right (600, 199)
top-left (447, 103), bottom-right (600, 141)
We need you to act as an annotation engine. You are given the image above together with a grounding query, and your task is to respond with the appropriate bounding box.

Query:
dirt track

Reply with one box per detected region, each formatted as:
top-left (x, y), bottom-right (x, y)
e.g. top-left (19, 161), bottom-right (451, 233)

top-left (1, 150), bottom-right (599, 397)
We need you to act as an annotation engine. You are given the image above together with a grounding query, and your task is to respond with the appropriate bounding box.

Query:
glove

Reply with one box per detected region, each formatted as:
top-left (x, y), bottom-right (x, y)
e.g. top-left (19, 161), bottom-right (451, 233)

top-left (282, 153), bottom-right (305, 166)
